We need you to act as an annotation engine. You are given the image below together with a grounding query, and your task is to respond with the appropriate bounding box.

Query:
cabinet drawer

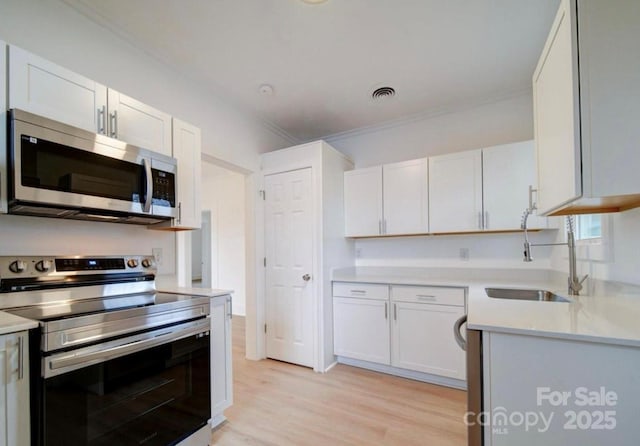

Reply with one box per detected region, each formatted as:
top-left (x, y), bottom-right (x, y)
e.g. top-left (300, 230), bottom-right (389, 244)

top-left (390, 285), bottom-right (465, 307)
top-left (332, 282), bottom-right (389, 300)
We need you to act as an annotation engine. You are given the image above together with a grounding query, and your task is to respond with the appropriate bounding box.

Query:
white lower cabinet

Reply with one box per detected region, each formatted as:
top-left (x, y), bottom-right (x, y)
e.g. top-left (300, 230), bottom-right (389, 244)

top-left (333, 282), bottom-right (466, 383)
top-left (333, 296), bottom-right (391, 364)
top-left (0, 331), bottom-right (30, 446)
top-left (391, 300), bottom-right (465, 380)
top-left (211, 295), bottom-right (233, 428)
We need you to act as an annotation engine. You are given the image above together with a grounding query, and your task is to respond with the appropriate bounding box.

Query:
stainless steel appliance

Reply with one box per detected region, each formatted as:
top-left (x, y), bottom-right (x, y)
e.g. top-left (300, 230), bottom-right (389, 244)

top-left (7, 109), bottom-right (177, 225)
top-left (0, 255), bottom-right (211, 446)
top-left (454, 315), bottom-right (482, 446)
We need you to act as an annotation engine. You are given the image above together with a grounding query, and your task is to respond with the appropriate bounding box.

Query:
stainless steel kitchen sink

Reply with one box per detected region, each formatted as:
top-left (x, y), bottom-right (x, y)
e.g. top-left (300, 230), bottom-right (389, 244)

top-left (485, 287), bottom-right (571, 302)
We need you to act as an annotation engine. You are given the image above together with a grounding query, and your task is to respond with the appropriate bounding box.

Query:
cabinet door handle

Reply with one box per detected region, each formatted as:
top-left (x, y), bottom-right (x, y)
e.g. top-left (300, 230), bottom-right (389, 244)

top-left (18, 335), bottom-right (24, 380)
top-left (110, 110), bottom-right (118, 139)
top-left (478, 212), bottom-right (483, 229)
top-left (383, 219), bottom-right (387, 234)
top-left (177, 202), bottom-right (182, 224)
top-left (484, 211), bottom-right (489, 230)
top-left (227, 296), bottom-right (233, 320)
top-left (384, 302), bottom-right (388, 320)
top-left (393, 303), bottom-right (397, 321)
top-left (97, 106), bottom-right (106, 134)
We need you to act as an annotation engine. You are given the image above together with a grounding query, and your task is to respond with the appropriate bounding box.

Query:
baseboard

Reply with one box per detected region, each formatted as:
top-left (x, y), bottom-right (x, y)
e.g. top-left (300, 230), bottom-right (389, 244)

top-left (210, 413), bottom-right (227, 429)
top-left (336, 356), bottom-right (467, 390)
top-left (323, 360), bottom-right (338, 373)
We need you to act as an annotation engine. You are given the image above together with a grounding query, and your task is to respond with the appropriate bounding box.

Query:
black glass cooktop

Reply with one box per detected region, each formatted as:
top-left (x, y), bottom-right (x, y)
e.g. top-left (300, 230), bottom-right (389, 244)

top-left (5, 292), bottom-right (201, 322)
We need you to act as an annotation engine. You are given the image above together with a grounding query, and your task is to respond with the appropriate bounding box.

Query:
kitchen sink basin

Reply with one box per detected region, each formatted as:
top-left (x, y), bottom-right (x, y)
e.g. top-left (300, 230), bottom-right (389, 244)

top-left (485, 287), bottom-right (571, 302)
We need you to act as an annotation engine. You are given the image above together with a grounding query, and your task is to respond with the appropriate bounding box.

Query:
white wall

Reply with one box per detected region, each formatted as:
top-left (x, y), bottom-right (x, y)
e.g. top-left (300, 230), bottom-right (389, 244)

top-left (201, 161), bottom-right (247, 315)
top-left (0, 0), bottom-right (290, 286)
top-left (327, 92), bottom-right (534, 168)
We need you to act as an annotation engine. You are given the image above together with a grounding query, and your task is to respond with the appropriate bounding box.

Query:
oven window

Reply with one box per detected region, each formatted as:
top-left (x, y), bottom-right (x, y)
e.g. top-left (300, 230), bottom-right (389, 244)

top-left (20, 134), bottom-right (145, 203)
top-left (41, 334), bottom-right (210, 446)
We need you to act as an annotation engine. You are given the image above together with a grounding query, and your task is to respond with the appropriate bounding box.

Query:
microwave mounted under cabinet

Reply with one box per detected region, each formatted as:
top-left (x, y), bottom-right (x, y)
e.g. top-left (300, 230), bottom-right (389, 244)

top-left (7, 109), bottom-right (177, 225)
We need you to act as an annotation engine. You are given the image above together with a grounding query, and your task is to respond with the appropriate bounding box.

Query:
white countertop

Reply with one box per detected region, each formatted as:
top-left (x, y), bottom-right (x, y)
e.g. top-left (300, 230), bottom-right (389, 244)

top-left (333, 267), bottom-right (640, 348)
top-left (0, 311), bottom-right (38, 335)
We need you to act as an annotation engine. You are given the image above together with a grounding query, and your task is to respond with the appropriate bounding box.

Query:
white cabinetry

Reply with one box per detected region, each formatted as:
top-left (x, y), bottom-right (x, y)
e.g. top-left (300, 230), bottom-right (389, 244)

top-left (333, 282), bottom-right (466, 385)
top-left (8, 45), bottom-right (172, 156)
top-left (484, 332), bottom-right (638, 445)
top-left (429, 150), bottom-right (483, 233)
top-left (533, 0), bottom-right (640, 216)
top-left (106, 89), bottom-right (172, 156)
top-left (344, 166), bottom-right (383, 237)
top-left (429, 143), bottom-right (546, 233)
top-left (8, 45), bottom-right (107, 134)
top-left (482, 141), bottom-right (546, 230)
top-left (0, 331), bottom-right (30, 446)
top-left (153, 118), bottom-right (202, 229)
top-left (390, 286), bottom-right (465, 380)
top-left (333, 283), bottom-right (390, 364)
top-left (210, 295), bottom-right (233, 428)
top-left (344, 158), bottom-right (428, 237)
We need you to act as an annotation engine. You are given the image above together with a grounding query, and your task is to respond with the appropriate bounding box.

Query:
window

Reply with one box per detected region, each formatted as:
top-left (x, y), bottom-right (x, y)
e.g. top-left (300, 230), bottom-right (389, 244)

top-left (572, 213), bottom-right (610, 262)
top-left (576, 214), bottom-right (602, 241)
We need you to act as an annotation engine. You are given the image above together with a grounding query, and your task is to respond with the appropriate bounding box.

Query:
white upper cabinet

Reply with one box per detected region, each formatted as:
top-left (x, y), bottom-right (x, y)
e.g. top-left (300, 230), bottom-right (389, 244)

top-left (8, 45), bottom-right (172, 157)
top-left (482, 141), bottom-right (546, 231)
top-left (383, 159), bottom-right (429, 235)
top-left (429, 149), bottom-right (483, 233)
top-left (107, 89), bottom-right (172, 157)
top-left (170, 118), bottom-right (202, 229)
top-left (534, 0), bottom-right (640, 216)
top-left (344, 159), bottom-right (428, 237)
top-left (344, 166), bottom-right (383, 237)
top-left (8, 45), bottom-right (107, 134)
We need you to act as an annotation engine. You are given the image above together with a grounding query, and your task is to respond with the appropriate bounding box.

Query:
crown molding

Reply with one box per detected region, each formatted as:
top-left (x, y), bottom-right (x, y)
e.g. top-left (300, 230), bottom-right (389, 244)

top-left (322, 87), bottom-right (533, 144)
top-left (60, 0), bottom-right (299, 146)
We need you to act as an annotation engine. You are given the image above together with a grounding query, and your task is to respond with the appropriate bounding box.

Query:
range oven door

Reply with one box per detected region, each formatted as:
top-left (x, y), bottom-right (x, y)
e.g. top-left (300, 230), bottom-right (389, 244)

top-left (32, 319), bottom-right (210, 446)
top-left (9, 109), bottom-right (177, 221)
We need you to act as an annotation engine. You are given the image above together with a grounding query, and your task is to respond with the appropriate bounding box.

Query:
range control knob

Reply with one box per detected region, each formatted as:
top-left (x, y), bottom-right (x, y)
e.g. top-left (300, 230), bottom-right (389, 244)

top-left (141, 258), bottom-right (154, 268)
top-left (35, 260), bottom-right (52, 272)
top-left (127, 259), bottom-right (139, 268)
top-left (9, 260), bottom-right (27, 274)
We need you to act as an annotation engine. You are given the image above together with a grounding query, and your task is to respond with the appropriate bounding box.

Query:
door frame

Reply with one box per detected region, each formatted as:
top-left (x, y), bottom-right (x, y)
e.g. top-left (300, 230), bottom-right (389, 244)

top-left (256, 160), bottom-right (322, 372)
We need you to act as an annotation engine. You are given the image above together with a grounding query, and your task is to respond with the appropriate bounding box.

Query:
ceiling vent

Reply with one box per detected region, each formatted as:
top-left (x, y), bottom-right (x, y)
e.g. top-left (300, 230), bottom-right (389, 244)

top-left (371, 86), bottom-right (396, 101)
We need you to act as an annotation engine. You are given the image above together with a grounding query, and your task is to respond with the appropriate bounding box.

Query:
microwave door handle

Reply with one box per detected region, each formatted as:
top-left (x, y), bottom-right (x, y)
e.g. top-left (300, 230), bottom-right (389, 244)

top-left (142, 158), bottom-right (153, 213)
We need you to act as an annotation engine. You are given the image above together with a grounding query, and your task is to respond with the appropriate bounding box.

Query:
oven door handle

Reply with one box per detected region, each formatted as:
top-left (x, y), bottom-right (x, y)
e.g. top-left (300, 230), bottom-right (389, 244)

top-left (45, 319), bottom-right (209, 378)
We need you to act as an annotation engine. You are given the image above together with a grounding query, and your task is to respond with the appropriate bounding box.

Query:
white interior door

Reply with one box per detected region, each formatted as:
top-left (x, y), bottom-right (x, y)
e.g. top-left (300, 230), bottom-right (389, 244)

top-left (265, 168), bottom-right (314, 367)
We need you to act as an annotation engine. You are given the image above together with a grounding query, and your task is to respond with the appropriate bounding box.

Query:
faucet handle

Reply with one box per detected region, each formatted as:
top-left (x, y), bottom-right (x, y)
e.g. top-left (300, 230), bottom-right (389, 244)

top-left (579, 274), bottom-right (589, 285)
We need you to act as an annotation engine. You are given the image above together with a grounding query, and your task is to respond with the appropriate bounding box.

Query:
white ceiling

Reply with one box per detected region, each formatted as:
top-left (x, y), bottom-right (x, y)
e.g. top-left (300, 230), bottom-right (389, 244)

top-left (62, 0), bottom-right (560, 142)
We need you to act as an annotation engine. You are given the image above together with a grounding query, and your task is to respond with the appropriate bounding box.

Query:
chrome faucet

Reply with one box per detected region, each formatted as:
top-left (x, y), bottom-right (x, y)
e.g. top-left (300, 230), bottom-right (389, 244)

top-left (521, 191), bottom-right (587, 295)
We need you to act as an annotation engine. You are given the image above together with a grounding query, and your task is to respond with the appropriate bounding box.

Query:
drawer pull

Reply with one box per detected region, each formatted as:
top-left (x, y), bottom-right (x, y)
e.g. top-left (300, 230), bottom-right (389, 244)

top-left (416, 295), bottom-right (437, 301)
top-left (350, 290), bottom-right (367, 294)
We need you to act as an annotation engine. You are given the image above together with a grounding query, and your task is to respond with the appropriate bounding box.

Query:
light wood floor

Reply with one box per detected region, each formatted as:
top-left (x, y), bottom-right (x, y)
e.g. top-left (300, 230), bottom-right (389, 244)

top-left (211, 316), bottom-right (467, 446)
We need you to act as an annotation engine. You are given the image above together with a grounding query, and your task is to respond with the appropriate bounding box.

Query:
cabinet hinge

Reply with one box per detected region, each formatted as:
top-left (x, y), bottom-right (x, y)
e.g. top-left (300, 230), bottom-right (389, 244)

top-left (259, 190), bottom-right (266, 200)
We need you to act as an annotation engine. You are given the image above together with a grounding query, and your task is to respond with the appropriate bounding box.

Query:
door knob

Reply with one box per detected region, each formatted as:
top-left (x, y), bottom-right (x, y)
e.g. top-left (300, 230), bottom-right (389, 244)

top-left (302, 274), bottom-right (311, 282)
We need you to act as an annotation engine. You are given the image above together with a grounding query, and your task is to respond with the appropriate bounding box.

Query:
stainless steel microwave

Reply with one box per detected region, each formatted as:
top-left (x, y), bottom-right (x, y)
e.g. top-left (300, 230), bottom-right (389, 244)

top-left (7, 109), bottom-right (177, 225)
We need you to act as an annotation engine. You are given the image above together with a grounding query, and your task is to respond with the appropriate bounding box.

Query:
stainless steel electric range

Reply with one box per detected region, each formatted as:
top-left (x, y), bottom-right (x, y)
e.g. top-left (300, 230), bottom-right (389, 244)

top-left (0, 255), bottom-right (211, 446)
